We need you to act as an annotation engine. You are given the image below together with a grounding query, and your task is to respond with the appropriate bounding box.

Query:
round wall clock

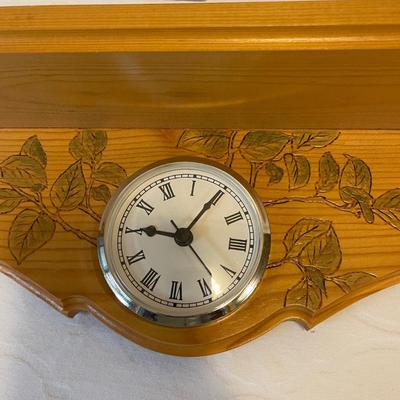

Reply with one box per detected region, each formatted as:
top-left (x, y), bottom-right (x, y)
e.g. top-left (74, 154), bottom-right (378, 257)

top-left (98, 157), bottom-right (271, 327)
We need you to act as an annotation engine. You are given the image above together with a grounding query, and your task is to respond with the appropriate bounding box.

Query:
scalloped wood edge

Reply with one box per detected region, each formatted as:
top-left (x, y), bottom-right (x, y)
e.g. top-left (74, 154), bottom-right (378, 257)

top-left (1, 260), bottom-right (399, 356)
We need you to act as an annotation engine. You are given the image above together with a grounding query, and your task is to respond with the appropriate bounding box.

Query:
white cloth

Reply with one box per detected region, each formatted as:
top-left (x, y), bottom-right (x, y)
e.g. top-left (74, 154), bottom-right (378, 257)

top-left (1, 274), bottom-right (400, 400)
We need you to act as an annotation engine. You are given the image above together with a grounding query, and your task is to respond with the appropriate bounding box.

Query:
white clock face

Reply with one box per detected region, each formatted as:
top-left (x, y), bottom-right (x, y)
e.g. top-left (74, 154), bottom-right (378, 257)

top-left (99, 158), bottom-right (270, 326)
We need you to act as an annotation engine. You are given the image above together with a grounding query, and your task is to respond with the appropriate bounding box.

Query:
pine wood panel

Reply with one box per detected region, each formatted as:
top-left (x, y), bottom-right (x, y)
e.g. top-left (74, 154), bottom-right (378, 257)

top-left (0, 2), bottom-right (400, 129)
top-left (0, 129), bottom-right (399, 355)
top-left (1, 50), bottom-right (400, 129)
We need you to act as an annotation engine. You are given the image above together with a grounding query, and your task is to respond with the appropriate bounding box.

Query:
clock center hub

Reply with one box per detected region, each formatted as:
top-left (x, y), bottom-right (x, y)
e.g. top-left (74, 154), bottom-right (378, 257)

top-left (174, 227), bottom-right (193, 247)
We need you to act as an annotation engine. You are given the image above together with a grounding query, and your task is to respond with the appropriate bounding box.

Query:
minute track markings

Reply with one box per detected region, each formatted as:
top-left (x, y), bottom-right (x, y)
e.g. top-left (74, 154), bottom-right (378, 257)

top-left (117, 172), bottom-right (255, 308)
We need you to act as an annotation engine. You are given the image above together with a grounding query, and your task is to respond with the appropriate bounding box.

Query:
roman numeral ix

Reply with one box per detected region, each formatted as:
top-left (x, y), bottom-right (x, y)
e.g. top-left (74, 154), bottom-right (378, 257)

top-left (140, 268), bottom-right (160, 291)
top-left (159, 182), bottom-right (175, 201)
top-left (228, 238), bottom-right (247, 252)
top-left (224, 211), bottom-right (243, 225)
top-left (169, 281), bottom-right (183, 301)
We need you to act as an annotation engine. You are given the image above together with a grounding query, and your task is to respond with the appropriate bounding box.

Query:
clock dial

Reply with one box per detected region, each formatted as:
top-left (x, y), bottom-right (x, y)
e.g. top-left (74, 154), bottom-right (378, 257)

top-left (98, 158), bottom-right (270, 327)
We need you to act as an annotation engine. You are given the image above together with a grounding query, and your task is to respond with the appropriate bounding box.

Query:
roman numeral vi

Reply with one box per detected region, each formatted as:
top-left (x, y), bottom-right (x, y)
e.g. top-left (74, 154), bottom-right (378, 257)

top-left (169, 281), bottom-right (183, 301)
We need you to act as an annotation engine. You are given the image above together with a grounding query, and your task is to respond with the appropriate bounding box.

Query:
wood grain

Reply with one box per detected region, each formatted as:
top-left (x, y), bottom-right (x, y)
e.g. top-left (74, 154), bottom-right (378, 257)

top-left (0, 129), bottom-right (399, 356)
top-left (0, 2), bottom-right (400, 129)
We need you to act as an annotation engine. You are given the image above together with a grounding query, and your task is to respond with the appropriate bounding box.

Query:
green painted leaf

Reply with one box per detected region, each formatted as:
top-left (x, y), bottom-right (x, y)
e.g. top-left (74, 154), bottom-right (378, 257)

top-left (284, 218), bottom-right (342, 275)
top-left (0, 188), bottom-right (24, 214)
top-left (284, 218), bottom-right (331, 257)
top-left (306, 267), bottom-right (327, 295)
top-left (292, 131), bottom-right (340, 151)
top-left (340, 186), bottom-right (374, 223)
top-left (69, 130), bottom-right (107, 163)
top-left (51, 161), bottom-right (86, 211)
top-left (265, 162), bottom-right (284, 185)
top-left (374, 188), bottom-right (400, 210)
top-left (340, 155), bottom-right (372, 201)
top-left (0, 155), bottom-right (47, 190)
top-left (91, 184), bottom-right (111, 204)
top-left (373, 189), bottom-right (400, 230)
top-left (284, 278), bottom-right (322, 311)
top-left (20, 135), bottom-right (47, 167)
top-left (284, 154), bottom-right (310, 190)
top-left (93, 162), bottom-right (127, 187)
top-left (9, 209), bottom-right (55, 264)
top-left (177, 130), bottom-right (231, 159)
top-left (239, 131), bottom-right (290, 162)
top-left (333, 272), bottom-right (376, 293)
top-left (316, 152), bottom-right (340, 193)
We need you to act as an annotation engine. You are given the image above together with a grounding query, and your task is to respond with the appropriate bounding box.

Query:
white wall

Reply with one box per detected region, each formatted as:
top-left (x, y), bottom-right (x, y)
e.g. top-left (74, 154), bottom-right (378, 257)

top-left (1, 274), bottom-right (400, 400)
top-left (0, 1), bottom-right (399, 399)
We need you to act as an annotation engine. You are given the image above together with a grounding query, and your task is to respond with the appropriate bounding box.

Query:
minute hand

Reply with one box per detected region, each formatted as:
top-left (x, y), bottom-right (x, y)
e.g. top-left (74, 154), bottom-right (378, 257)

top-left (186, 190), bottom-right (224, 230)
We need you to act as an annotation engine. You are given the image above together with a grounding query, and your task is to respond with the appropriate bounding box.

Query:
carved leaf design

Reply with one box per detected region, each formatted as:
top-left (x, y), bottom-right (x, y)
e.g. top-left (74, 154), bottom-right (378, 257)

top-left (0, 155), bottom-right (47, 190)
top-left (340, 186), bottom-right (374, 223)
top-left (316, 152), bottom-right (340, 193)
top-left (51, 161), bottom-right (86, 211)
top-left (306, 267), bottom-right (327, 295)
top-left (265, 162), bottom-right (284, 185)
top-left (284, 278), bottom-right (322, 311)
top-left (91, 184), bottom-right (111, 204)
top-left (283, 154), bottom-right (310, 190)
top-left (0, 188), bottom-right (24, 214)
top-left (239, 131), bottom-right (290, 162)
top-left (20, 135), bottom-right (47, 167)
top-left (340, 155), bottom-right (372, 202)
top-left (333, 272), bottom-right (376, 293)
top-left (177, 130), bottom-right (231, 159)
top-left (9, 209), bottom-right (55, 264)
top-left (292, 131), bottom-right (340, 151)
top-left (94, 162), bottom-right (127, 187)
top-left (373, 188), bottom-right (400, 230)
top-left (284, 218), bottom-right (342, 275)
top-left (69, 130), bottom-right (107, 163)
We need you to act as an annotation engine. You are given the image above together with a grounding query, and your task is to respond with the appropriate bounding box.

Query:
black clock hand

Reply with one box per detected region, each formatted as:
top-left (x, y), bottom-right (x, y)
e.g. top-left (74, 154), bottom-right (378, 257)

top-left (142, 225), bottom-right (175, 238)
top-left (170, 220), bottom-right (212, 277)
top-left (186, 190), bottom-right (224, 231)
top-left (188, 244), bottom-right (213, 277)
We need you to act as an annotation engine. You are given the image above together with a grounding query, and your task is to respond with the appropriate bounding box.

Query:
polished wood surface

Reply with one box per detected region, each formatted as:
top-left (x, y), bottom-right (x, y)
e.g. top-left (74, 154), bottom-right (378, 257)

top-left (0, 2), bottom-right (400, 129)
top-left (0, 129), bottom-right (399, 356)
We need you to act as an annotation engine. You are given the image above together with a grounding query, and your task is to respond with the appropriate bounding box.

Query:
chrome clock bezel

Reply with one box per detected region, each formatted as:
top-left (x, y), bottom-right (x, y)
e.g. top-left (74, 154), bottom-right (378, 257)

top-left (97, 156), bottom-right (271, 328)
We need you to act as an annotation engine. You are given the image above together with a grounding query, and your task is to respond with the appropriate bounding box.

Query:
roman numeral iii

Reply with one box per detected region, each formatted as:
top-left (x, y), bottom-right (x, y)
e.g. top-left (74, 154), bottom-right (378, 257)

top-left (159, 182), bottom-right (175, 201)
top-left (197, 278), bottom-right (212, 297)
top-left (224, 211), bottom-right (243, 225)
top-left (140, 268), bottom-right (160, 291)
top-left (136, 199), bottom-right (154, 215)
top-left (169, 281), bottom-right (183, 301)
top-left (228, 238), bottom-right (247, 252)
top-left (127, 250), bottom-right (146, 265)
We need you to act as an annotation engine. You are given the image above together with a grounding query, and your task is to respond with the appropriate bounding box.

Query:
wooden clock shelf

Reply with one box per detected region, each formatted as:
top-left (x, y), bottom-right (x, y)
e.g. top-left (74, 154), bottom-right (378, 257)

top-left (0, 1), bottom-right (400, 355)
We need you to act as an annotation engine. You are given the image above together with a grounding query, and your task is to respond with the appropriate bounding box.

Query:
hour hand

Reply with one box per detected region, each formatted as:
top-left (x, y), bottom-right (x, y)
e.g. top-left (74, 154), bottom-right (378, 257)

top-left (142, 225), bottom-right (175, 238)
